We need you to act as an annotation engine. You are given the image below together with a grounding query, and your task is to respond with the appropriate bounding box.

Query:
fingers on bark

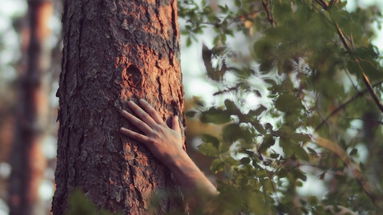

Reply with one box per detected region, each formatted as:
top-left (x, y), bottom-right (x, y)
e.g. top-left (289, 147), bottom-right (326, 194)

top-left (127, 100), bottom-right (157, 127)
top-left (121, 110), bottom-right (152, 134)
top-left (120, 127), bottom-right (152, 144)
top-left (139, 99), bottom-right (164, 124)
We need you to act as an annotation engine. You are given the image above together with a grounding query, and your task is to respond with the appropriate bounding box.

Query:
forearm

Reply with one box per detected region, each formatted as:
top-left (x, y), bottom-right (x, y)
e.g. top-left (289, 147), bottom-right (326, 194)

top-left (167, 151), bottom-right (218, 196)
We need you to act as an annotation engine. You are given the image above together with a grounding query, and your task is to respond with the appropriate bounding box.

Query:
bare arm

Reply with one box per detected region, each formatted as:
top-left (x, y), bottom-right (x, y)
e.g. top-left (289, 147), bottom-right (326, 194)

top-left (120, 99), bottom-right (218, 197)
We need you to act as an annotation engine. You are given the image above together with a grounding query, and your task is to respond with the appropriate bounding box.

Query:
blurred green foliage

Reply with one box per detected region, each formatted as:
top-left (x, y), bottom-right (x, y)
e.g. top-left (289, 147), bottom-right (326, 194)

top-left (181, 0), bottom-right (383, 214)
top-left (66, 190), bottom-right (116, 215)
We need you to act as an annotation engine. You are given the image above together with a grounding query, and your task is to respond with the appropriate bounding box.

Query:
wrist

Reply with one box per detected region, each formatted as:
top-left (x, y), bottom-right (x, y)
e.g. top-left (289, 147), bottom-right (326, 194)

top-left (166, 150), bottom-right (191, 172)
top-left (166, 150), bottom-right (219, 196)
top-left (166, 150), bottom-right (189, 168)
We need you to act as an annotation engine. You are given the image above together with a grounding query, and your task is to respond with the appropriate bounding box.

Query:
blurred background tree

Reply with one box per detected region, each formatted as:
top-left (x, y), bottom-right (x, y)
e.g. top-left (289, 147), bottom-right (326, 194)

top-left (8, 0), bottom-right (53, 214)
top-left (0, 0), bottom-right (383, 214)
top-left (0, 0), bottom-right (61, 214)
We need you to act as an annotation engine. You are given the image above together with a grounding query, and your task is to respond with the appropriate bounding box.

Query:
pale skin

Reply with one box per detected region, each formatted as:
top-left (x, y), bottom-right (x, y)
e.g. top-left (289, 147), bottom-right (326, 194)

top-left (120, 99), bottom-right (218, 198)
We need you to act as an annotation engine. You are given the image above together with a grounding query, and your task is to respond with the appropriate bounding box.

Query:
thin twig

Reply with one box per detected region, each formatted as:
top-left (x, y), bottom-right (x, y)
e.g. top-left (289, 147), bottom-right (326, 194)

top-left (261, 0), bottom-right (275, 26)
top-left (334, 24), bottom-right (383, 113)
top-left (315, 137), bottom-right (383, 210)
top-left (328, 0), bottom-right (338, 8)
top-left (314, 0), bottom-right (329, 9)
top-left (314, 0), bottom-right (338, 10)
top-left (334, 23), bottom-right (352, 52)
top-left (213, 83), bottom-right (241, 96)
top-left (360, 72), bottom-right (383, 112)
top-left (345, 70), bottom-right (359, 91)
top-left (315, 79), bottom-right (383, 130)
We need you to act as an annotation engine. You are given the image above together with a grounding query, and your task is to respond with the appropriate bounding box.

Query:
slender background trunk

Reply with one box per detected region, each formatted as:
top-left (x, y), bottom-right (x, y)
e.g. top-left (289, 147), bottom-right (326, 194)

top-left (52, 0), bottom-right (184, 214)
top-left (8, 0), bottom-right (53, 214)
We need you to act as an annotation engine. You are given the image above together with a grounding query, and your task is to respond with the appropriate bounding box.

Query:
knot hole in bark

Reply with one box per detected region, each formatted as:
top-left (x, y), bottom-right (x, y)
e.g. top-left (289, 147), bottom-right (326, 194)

top-left (126, 65), bottom-right (142, 88)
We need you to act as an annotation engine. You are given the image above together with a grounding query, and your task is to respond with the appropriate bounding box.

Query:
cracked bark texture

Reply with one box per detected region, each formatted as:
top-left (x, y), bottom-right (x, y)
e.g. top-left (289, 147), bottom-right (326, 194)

top-left (52, 0), bottom-right (184, 214)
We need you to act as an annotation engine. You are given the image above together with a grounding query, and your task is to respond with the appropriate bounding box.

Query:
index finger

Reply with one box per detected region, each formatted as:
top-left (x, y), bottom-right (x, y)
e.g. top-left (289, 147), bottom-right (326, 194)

top-left (139, 99), bottom-right (164, 124)
top-left (127, 100), bottom-right (157, 127)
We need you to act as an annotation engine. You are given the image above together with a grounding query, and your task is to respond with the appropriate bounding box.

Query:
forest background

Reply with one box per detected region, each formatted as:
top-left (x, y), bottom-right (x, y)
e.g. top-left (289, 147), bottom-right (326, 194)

top-left (1, 0), bottom-right (383, 214)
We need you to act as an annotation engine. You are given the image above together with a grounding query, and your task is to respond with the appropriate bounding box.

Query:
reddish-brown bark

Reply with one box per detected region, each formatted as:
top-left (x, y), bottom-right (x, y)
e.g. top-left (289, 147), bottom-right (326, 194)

top-left (8, 0), bottom-right (52, 214)
top-left (52, 0), bottom-right (184, 214)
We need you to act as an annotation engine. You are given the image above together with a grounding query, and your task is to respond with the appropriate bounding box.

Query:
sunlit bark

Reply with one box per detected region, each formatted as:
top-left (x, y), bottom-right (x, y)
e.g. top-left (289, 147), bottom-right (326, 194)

top-left (52, 0), bottom-right (184, 214)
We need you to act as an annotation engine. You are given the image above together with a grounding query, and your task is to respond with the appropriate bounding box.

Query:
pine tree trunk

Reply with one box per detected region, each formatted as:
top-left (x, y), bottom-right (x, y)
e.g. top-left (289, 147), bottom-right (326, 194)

top-left (52, 0), bottom-right (184, 214)
top-left (8, 0), bottom-right (52, 214)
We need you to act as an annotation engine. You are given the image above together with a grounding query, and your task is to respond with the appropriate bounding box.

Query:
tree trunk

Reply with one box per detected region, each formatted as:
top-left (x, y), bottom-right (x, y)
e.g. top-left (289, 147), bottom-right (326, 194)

top-left (8, 0), bottom-right (52, 214)
top-left (52, 0), bottom-right (184, 214)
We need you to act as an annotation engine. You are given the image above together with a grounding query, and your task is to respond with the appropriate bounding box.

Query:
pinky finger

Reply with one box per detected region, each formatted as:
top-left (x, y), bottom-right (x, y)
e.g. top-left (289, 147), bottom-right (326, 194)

top-left (120, 127), bottom-right (152, 144)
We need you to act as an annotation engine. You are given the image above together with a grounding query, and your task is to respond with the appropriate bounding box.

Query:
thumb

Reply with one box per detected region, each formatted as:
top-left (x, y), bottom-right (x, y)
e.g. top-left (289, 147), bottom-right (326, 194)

top-left (171, 115), bottom-right (181, 133)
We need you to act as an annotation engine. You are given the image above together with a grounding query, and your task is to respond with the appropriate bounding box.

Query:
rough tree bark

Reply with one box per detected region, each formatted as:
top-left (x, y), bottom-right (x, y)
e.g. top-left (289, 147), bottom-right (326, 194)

top-left (8, 0), bottom-right (52, 214)
top-left (52, 0), bottom-right (184, 214)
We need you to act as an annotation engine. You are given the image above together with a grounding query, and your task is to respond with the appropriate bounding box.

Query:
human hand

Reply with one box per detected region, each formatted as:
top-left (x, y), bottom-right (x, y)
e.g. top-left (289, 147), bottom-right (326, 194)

top-left (120, 99), bottom-right (218, 197)
top-left (120, 99), bottom-right (186, 167)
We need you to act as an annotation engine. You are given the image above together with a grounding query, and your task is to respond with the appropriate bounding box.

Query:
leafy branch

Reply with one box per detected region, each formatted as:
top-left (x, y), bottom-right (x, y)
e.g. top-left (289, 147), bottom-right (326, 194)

top-left (334, 24), bottom-right (383, 113)
top-left (315, 79), bottom-right (383, 130)
top-left (312, 0), bottom-right (383, 209)
top-left (315, 137), bottom-right (383, 210)
top-left (314, 0), bottom-right (383, 113)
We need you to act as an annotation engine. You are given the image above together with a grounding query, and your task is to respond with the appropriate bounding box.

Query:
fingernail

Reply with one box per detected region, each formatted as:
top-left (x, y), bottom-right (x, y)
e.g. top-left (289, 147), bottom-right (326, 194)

top-left (120, 127), bottom-right (129, 131)
top-left (139, 98), bottom-right (146, 103)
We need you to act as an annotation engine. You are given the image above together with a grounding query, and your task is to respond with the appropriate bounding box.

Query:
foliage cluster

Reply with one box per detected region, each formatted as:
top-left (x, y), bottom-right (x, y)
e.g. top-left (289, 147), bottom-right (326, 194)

top-left (180, 0), bottom-right (383, 214)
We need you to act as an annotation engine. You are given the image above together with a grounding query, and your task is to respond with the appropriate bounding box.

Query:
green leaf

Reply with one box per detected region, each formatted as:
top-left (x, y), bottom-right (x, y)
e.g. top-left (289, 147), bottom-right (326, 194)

top-left (295, 169), bottom-right (307, 181)
top-left (222, 123), bottom-right (252, 144)
top-left (294, 146), bottom-right (310, 161)
top-left (200, 107), bottom-right (231, 124)
top-left (198, 142), bottom-right (219, 157)
top-left (201, 134), bottom-right (220, 148)
top-left (275, 93), bottom-right (302, 113)
top-left (186, 37), bottom-right (192, 47)
top-left (210, 159), bottom-right (225, 174)
top-left (224, 99), bottom-right (241, 114)
top-left (185, 110), bottom-right (197, 118)
top-left (240, 157), bottom-right (251, 165)
top-left (359, 59), bottom-right (383, 80)
top-left (292, 133), bottom-right (311, 143)
top-left (67, 190), bottom-right (115, 215)
top-left (258, 135), bottom-right (275, 154)
top-left (247, 192), bottom-right (267, 214)
top-left (349, 148), bottom-right (358, 156)
top-left (353, 45), bottom-right (379, 59)
top-left (248, 105), bottom-right (267, 117)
